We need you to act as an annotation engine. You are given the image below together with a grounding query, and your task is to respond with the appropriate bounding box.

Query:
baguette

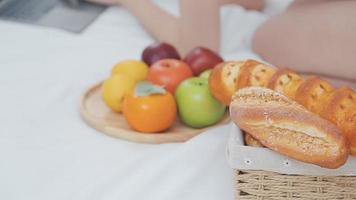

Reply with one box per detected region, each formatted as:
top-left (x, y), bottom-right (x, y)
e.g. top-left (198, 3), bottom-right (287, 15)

top-left (244, 132), bottom-right (264, 147)
top-left (236, 60), bottom-right (276, 89)
top-left (209, 60), bottom-right (275, 106)
top-left (209, 61), bottom-right (245, 105)
top-left (295, 76), bottom-right (334, 115)
top-left (322, 87), bottom-right (356, 155)
top-left (209, 59), bottom-right (356, 155)
top-left (230, 87), bottom-right (349, 169)
top-left (268, 68), bottom-right (304, 99)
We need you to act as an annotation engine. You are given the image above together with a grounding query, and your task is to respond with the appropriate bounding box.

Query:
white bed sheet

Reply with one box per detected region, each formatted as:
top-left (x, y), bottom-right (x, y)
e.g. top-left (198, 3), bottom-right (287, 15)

top-left (0, 1), bottom-right (290, 199)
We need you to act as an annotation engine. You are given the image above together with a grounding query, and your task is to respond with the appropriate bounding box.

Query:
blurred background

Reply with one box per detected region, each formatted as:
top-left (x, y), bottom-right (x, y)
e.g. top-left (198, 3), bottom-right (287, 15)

top-left (0, 1), bottom-right (315, 200)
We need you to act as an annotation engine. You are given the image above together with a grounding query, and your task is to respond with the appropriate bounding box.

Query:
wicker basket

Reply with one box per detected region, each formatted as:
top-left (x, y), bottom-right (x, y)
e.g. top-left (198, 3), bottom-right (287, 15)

top-left (228, 124), bottom-right (356, 200)
top-left (233, 169), bottom-right (356, 200)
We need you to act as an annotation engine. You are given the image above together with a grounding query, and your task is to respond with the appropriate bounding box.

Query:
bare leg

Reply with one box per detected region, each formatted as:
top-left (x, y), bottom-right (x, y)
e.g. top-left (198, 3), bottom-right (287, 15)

top-left (253, 0), bottom-right (356, 87)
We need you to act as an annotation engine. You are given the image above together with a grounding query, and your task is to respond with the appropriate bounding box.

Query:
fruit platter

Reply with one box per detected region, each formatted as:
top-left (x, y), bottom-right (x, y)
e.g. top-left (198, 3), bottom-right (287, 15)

top-left (80, 42), bottom-right (230, 143)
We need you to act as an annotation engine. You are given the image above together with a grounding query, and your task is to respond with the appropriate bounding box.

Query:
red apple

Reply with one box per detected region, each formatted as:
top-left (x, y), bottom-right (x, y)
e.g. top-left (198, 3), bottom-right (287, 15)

top-left (183, 47), bottom-right (224, 76)
top-left (147, 59), bottom-right (193, 94)
top-left (141, 42), bottom-right (181, 66)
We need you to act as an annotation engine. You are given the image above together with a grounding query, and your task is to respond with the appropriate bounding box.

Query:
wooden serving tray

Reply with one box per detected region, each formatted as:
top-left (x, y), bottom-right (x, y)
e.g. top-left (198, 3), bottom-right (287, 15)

top-left (80, 82), bottom-right (230, 144)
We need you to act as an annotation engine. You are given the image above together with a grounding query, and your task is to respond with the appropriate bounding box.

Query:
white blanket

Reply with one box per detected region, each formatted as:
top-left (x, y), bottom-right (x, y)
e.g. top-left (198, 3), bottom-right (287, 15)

top-left (0, 1), bottom-right (290, 199)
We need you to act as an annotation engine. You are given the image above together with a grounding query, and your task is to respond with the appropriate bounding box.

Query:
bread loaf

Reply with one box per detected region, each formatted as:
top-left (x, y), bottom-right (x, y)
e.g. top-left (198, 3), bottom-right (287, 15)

top-left (209, 59), bottom-right (356, 155)
top-left (209, 61), bottom-right (245, 105)
top-left (268, 68), bottom-right (304, 99)
top-left (230, 87), bottom-right (349, 169)
top-left (236, 60), bottom-right (276, 89)
top-left (209, 60), bottom-right (276, 105)
top-left (244, 132), bottom-right (264, 147)
top-left (295, 76), bottom-right (334, 115)
top-left (322, 87), bottom-right (356, 155)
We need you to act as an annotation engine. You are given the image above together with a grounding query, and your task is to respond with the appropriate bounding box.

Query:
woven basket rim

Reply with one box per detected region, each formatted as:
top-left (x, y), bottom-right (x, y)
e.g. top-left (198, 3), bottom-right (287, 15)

top-left (233, 169), bottom-right (356, 199)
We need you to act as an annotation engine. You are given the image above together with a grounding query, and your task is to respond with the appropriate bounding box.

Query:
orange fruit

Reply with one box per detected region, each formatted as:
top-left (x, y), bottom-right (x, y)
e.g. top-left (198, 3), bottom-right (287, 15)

top-left (122, 82), bottom-right (177, 133)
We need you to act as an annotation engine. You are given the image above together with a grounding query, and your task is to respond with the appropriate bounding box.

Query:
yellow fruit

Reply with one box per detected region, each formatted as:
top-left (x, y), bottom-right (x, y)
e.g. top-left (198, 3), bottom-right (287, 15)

top-left (102, 74), bottom-right (136, 112)
top-left (111, 60), bottom-right (148, 82)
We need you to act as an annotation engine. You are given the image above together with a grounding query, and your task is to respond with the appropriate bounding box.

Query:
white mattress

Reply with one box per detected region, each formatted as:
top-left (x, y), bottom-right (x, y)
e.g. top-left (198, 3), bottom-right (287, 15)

top-left (0, 1), bottom-right (290, 199)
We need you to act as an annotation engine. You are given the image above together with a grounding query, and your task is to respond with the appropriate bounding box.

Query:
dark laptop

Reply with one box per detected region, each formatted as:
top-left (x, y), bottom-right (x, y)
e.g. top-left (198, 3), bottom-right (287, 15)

top-left (0, 0), bottom-right (106, 33)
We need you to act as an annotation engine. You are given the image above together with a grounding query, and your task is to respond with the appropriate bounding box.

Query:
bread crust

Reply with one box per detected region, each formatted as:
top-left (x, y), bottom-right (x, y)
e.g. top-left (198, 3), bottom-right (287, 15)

top-left (321, 87), bottom-right (356, 155)
top-left (244, 132), bottom-right (264, 147)
top-left (230, 87), bottom-right (349, 169)
top-left (268, 68), bottom-right (304, 99)
top-left (209, 62), bottom-right (230, 105)
top-left (237, 60), bottom-right (276, 90)
top-left (208, 59), bottom-right (356, 158)
top-left (295, 76), bottom-right (334, 115)
top-left (347, 109), bottom-right (356, 155)
top-left (322, 87), bottom-right (355, 123)
top-left (209, 61), bottom-right (245, 105)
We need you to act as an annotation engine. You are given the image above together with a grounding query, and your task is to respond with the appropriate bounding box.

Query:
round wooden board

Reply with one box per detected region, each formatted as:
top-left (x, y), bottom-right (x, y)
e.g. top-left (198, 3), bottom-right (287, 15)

top-left (80, 82), bottom-right (230, 144)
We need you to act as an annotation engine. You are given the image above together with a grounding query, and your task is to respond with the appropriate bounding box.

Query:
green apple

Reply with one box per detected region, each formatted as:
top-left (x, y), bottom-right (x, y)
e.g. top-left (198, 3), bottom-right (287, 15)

top-left (199, 69), bottom-right (212, 79)
top-left (175, 77), bottom-right (226, 128)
